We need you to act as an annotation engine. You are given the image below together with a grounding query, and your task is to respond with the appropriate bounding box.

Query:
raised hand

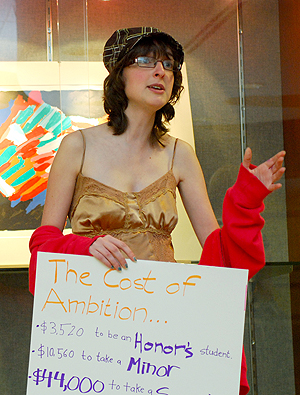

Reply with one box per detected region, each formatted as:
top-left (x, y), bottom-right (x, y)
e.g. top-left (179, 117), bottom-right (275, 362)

top-left (243, 147), bottom-right (286, 192)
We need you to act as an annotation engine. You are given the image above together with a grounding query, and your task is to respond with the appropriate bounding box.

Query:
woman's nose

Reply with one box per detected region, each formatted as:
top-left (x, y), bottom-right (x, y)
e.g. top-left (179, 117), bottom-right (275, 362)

top-left (153, 61), bottom-right (166, 76)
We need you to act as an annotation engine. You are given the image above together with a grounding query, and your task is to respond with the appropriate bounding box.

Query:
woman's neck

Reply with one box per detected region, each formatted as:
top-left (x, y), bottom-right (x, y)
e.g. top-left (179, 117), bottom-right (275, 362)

top-left (123, 105), bottom-right (156, 145)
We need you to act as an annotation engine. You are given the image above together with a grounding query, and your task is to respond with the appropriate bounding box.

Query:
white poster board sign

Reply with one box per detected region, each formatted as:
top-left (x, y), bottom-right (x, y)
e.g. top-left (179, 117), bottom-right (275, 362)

top-left (27, 252), bottom-right (248, 395)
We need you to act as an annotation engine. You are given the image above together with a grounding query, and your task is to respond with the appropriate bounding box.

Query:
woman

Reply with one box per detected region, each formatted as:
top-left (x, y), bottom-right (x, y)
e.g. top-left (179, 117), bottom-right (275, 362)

top-left (29, 27), bottom-right (285, 395)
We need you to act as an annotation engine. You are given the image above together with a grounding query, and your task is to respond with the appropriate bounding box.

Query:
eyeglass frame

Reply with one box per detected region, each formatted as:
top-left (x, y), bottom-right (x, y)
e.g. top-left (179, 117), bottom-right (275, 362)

top-left (130, 56), bottom-right (182, 72)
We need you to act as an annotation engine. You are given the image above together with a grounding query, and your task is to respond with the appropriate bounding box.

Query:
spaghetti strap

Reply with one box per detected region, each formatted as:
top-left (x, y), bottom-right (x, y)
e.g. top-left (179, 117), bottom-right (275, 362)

top-left (79, 130), bottom-right (86, 173)
top-left (171, 138), bottom-right (178, 170)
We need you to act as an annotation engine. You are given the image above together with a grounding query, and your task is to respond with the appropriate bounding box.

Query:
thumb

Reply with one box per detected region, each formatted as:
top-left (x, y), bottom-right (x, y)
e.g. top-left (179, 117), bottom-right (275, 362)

top-left (242, 147), bottom-right (252, 170)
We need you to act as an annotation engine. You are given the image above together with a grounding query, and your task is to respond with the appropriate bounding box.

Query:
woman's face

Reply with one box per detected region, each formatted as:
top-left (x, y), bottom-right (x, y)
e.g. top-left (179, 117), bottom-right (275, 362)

top-left (122, 51), bottom-right (175, 113)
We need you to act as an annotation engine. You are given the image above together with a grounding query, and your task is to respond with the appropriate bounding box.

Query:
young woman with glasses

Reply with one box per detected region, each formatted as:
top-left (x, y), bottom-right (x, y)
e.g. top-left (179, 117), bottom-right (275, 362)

top-left (29, 28), bottom-right (285, 394)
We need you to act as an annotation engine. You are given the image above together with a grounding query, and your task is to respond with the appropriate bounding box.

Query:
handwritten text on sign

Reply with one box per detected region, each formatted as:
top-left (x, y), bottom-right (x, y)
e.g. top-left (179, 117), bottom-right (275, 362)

top-left (27, 252), bottom-right (248, 395)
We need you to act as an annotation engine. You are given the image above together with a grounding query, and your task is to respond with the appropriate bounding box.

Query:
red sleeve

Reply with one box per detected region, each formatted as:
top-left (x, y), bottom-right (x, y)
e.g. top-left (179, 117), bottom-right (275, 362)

top-left (221, 163), bottom-right (271, 279)
top-left (200, 163), bottom-right (271, 279)
top-left (29, 225), bottom-right (103, 295)
top-left (199, 164), bottom-right (271, 395)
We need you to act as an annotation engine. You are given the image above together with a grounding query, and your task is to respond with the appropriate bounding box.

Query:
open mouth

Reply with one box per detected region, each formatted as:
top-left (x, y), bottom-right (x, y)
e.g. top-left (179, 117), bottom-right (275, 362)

top-left (148, 84), bottom-right (165, 91)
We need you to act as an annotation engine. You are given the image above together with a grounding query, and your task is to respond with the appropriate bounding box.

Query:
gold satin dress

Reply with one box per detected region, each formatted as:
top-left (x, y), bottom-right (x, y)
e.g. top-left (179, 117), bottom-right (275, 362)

top-left (68, 136), bottom-right (179, 263)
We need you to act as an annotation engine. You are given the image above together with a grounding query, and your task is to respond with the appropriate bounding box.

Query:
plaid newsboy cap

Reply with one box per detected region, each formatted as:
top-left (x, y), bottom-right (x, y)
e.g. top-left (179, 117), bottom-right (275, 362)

top-left (103, 27), bottom-right (184, 72)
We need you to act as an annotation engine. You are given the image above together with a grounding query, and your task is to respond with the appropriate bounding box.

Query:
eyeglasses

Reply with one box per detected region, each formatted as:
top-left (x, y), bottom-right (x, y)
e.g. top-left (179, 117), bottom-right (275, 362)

top-left (132, 56), bottom-right (181, 72)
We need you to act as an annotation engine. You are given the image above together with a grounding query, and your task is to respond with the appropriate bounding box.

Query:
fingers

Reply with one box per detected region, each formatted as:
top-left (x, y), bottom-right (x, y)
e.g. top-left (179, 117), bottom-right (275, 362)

top-left (268, 182), bottom-right (282, 193)
top-left (244, 148), bottom-right (286, 192)
top-left (272, 160), bottom-right (286, 182)
top-left (244, 149), bottom-right (286, 172)
top-left (242, 147), bottom-right (252, 170)
top-left (266, 151), bottom-right (286, 173)
top-left (266, 151), bottom-right (286, 184)
top-left (89, 235), bottom-right (137, 271)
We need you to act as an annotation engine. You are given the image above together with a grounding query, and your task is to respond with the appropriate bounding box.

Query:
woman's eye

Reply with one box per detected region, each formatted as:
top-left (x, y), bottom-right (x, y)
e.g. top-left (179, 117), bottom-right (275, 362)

top-left (164, 60), bottom-right (174, 69)
top-left (139, 57), bottom-right (152, 64)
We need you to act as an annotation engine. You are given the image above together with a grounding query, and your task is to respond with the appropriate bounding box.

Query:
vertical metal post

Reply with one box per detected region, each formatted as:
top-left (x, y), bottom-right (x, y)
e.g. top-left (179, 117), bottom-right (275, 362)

top-left (56, 0), bottom-right (60, 56)
top-left (46, 0), bottom-right (53, 61)
top-left (247, 280), bottom-right (259, 395)
top-left (237, 2), bottom-right (258, 393)
top-left (55, 0), bottom-right (63, 132)
top-left (83, 0), bottom-right (89, 61)
top-left (83, 0), bottom-right (91, 118)
top-left (237, 0), bottom-right (247, 160)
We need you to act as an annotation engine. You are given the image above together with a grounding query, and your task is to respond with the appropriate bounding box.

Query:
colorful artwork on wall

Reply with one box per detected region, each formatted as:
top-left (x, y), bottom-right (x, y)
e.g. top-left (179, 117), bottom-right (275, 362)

top-left (0, 90), bottom-right (103, 230)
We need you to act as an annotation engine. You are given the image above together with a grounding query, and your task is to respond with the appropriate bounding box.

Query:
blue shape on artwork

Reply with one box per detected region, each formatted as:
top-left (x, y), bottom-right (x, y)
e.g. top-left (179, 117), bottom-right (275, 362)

top-left (25, 189), bottom-right (47, 213)
top-left (0, 99), bottom-right (14, 125)
top-left (11, 198), bottom-right (21, 208)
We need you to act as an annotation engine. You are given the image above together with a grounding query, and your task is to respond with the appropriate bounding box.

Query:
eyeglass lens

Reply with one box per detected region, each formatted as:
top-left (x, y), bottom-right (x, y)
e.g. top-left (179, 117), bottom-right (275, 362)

top-left (136, 57), bottom-right (179, 71)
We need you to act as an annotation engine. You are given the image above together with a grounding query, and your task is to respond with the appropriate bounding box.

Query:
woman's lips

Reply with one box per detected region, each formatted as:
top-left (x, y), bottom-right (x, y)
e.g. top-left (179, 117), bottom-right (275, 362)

top-left (147, 84), bottom-right (165, 92)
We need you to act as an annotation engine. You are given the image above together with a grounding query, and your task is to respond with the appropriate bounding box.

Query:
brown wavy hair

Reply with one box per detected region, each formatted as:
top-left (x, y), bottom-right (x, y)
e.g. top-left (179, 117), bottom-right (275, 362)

top-left (103, 36), bottom-right (184, 145)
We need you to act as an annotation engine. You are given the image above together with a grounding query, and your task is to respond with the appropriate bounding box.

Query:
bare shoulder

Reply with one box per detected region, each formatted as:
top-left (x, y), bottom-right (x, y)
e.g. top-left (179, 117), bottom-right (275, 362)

top-left (48, 131), bottom-right (86, 180)
top-left (175, 138), bottom-right (196, 156)
top-left (62, 123), bottom-right (108, 146)
top-left (60, 130), bottom-right (84, 153)
top-left (160, 135), bottom-right (194, 157)
top-left (81, 122), bottom-right (111, 143)
top-left (58, 124), bottom-right (109, 160)
top-left (171, 138), bottom-right (202, 182)
top-left (173, 138), bottom-right (199, 167)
